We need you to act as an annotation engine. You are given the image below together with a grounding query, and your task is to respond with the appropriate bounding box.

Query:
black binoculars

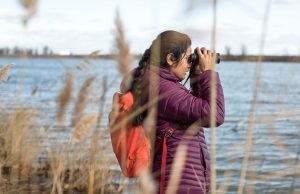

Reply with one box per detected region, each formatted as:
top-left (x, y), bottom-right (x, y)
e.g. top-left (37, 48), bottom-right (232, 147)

top-left (188, 49), bottom-right (221, 68)
top-left (184, 49), bottom-right (221, 85)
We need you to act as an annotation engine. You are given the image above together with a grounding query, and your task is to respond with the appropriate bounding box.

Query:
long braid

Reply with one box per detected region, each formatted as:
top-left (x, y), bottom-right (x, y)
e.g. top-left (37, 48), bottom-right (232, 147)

top-left (130, 49), bottom-right (150, 126)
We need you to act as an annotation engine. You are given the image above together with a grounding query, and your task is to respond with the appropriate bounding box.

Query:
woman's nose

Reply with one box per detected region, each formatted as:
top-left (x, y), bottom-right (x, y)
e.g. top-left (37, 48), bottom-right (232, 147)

top-left (187, 63), bottom-right (192, 69)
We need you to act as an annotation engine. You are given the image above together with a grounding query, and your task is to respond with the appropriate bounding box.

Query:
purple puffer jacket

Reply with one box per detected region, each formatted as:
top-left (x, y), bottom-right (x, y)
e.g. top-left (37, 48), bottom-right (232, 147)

top-left (141, 67), bottom-right (225, 194)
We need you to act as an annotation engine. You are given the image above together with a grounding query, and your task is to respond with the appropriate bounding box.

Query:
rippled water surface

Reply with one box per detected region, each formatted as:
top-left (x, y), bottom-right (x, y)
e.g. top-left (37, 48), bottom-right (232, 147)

top-left (0, 58), bottom-right (299, 193)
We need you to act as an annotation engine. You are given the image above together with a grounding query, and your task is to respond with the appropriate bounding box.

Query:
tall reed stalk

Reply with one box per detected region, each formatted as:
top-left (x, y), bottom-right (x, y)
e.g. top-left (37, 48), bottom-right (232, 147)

top-left (209, 0), bottom-right (218, 193)
top-left (237, 0), bottom-right (272, 193)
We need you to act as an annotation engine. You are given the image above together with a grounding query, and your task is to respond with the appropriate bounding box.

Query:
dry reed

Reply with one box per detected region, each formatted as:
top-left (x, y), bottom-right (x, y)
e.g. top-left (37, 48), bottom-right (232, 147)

top-left (1, 1), bottom-right (299, 193)
top-left (0, 64), bottom-right (12, 82)
top-left (31, 86), bottom-right (39, 96)
top-left (76, 50), bottom-right (101, 72)
top-left (1, 109), bottom-right (41, 169)
top-left (70, 113), bottom-right (98, 144)
top-left (0, 109), bottom-right (45, 193)
top-left (48, 148), bottom-right (67, 194)
top-left (112, 12), bottom-right (134, 194)
top-left (57, 71), bottom-right (74, 123)
top-left (139, 169), bottom-right (157, 194)
top-left (114, 10), bottom-right (132, 77)
top-left (108, 92), bottom-right (120, 128)
top-left (237, 1), bottom-right (272, 193)
top-left (47, 136), bottom-right (118, 194)
top-left (165, 144), bottom-right (188, 194)
top-left (71, 76), bottom-right (96, 127)
top-left (217, 170), bottom-right (234, 194)
top-left (19, 0), bottom-right (38, 26)
top-left (209, 0), bottom-right (218, 193)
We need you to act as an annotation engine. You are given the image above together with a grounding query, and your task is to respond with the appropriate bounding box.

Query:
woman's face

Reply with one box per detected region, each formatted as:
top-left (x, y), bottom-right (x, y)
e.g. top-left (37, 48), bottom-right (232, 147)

top-left (169, 47), bottom-right (192, 80)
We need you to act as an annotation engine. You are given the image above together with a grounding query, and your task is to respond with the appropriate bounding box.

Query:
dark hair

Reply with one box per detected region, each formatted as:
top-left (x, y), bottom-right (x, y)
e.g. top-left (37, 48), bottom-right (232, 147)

top-left (130, 30), bottom-right (191, 126)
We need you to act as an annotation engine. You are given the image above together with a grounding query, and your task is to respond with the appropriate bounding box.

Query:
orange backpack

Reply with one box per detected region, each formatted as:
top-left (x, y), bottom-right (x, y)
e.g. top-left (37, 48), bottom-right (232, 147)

top-left (109, 91), bottom-right (174, 194)
top-left (109, 92), bottom-right (151, 177)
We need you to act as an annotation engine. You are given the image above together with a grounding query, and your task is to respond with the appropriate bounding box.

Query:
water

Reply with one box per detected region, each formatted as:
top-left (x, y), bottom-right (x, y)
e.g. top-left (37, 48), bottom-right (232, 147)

top-left (0, 58), bottom-right (299, 193)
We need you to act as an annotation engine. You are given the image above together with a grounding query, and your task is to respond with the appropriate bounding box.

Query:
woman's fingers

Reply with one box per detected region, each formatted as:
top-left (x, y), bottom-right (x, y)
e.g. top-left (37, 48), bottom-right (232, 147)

top-left (201, 47), bottom-right (212, 56)
top-left (193, 47), bottom-right (216, 73)
top-left (207, 49), bottom-right (212, 56)
top-left (200, 47), bottom-right (206, 56)
top-left (197, 47), bottom-right (215, 72)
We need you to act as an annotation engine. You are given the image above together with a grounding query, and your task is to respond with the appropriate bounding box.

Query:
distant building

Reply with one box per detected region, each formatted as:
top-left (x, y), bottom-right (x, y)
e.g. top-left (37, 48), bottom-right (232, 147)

top-left (225, 46), bottom-right (231, 56)
top-left (241, 44), bottom-right (247, 56)
top-left (34, 48), bottom-right (39, 55)
top-left (0, 45), bottom-right (56, 56)
top-left (43, 46), bottom-right (49, 55)
top-left (0, 47), bottom-right (10, 55)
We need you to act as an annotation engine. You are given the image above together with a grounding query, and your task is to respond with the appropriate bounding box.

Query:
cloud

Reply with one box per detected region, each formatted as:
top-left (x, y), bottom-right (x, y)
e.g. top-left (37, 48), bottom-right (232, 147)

top-left (1, 0), bottom-right (299, 55)
top-left (0, 8), bottom-right (23, 21)
top-left (181, 27), bottom-right (210, 40)
top-left (273, 0), bottom-right (299, 5)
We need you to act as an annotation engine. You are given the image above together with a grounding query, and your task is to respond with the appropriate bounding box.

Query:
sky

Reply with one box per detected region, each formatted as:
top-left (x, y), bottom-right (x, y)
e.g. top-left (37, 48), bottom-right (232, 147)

top-left (0, 0), bottom-right (299, 55)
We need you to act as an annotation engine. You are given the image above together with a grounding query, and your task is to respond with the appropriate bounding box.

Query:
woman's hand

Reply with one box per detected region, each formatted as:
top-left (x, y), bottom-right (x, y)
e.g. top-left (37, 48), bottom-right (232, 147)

top-left (193, 47), bottom-right (215, 74)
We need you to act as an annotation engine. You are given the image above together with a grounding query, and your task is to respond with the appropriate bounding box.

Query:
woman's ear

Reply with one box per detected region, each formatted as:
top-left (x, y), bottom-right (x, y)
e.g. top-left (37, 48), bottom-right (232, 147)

top-left (166, 53), bottom-right (176, 66)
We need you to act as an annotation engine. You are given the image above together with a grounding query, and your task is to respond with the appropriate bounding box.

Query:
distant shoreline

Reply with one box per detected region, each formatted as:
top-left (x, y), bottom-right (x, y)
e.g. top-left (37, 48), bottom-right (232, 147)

top-left (0, 54), bottom-right (300, 63)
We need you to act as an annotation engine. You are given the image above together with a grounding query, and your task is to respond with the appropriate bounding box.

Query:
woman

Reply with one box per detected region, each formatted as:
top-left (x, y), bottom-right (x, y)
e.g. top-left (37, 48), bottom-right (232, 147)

top-left (120, 30), bottom-right (225, 194)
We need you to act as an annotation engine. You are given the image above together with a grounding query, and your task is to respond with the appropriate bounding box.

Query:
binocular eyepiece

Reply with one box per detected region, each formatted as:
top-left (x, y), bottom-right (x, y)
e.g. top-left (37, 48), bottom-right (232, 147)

top-left (188, 49), bottom-right (221, 68)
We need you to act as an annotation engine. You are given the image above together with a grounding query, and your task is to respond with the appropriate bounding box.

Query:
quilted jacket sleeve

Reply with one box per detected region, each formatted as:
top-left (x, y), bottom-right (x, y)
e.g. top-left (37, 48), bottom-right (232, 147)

top-left (158, 70), bottom-right (225, 127)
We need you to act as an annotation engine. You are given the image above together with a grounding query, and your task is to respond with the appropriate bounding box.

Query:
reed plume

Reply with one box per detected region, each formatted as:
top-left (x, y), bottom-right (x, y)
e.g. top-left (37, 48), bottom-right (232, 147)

top-left (71, 76), bottom-right (96, 127)
top-left (3, 109), bottom-right (34, 165)
top-left (0, 64), bottom-right (12, 82)
top-left (87, 50), bottom-right (101, 58)
top-left (70, 113), bottom-right (98, 144)
top-left (114, 11), bottom-right (132, 77)
top-left (19, 0), bottom-right (38, 26)
top-left (57, 71), bottom-right (74, 122)
top-left (76, 50), bottom-right (101, 72)
top-left (0, 108), bottom-right (44, 185)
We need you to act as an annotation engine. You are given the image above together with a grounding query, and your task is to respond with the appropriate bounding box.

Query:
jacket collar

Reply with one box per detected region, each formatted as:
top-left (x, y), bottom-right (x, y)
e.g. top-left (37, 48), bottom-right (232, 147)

top-left (148, 65), bottom-right (181, 82)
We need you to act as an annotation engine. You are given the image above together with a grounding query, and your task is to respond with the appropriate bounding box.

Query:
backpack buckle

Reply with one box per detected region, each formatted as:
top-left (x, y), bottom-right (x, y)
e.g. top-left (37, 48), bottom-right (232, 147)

top-left (165, 128), bottom-right (175, 137)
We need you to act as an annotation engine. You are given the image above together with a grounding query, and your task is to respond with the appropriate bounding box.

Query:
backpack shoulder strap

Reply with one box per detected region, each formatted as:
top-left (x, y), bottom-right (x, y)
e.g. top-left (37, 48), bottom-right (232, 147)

top-left (159, 128), bottom-right (176, 194)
